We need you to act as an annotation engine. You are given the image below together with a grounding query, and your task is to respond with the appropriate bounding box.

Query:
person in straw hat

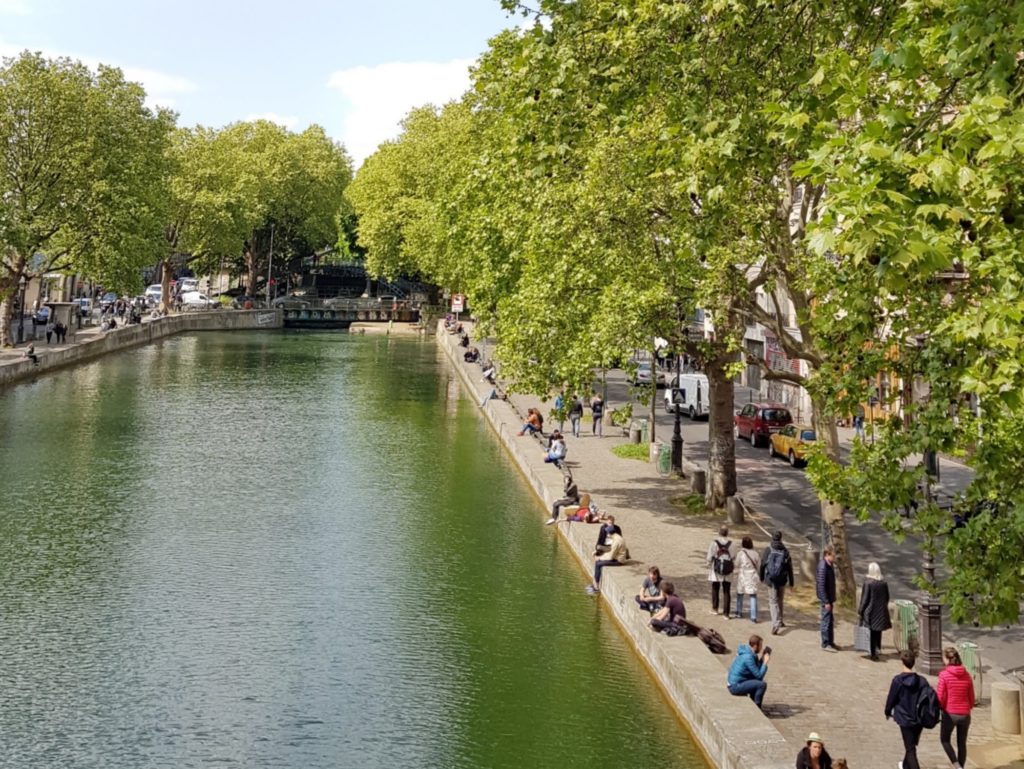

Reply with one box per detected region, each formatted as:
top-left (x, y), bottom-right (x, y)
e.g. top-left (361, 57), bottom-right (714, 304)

top-left (795, 732), bottom-right (833, 769)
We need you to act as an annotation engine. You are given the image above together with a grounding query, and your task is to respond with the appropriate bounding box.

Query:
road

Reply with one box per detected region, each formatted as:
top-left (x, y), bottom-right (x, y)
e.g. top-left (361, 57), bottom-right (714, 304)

top-left (600, 370), bottom-right (1024, 677)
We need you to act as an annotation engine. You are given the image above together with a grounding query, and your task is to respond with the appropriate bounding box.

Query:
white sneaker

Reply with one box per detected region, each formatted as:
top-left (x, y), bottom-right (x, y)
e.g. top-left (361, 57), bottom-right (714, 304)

top-left (544, 518), bottom-right (557, 525)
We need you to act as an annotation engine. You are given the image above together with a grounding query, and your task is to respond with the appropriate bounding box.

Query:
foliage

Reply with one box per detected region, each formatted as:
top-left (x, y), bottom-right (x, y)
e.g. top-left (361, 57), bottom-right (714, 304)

top-left (611, 442), bottom-right (649, 462)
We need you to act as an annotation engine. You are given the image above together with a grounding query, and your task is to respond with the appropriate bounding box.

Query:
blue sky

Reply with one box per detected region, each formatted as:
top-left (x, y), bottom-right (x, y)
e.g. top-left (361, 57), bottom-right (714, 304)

top-left (0, 0), bottom-right (518, 163)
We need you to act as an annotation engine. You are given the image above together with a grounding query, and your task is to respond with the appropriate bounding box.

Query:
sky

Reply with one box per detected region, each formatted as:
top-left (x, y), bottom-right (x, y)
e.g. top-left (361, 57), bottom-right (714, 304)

top-left (0, 0), bottom-right (519, 164)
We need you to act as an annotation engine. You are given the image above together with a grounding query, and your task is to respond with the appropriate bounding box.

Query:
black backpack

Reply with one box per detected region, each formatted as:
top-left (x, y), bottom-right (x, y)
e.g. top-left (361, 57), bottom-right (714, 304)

top-left (915, 678), bottom-right (941, 729)
top-left (763, 548), bottom-right (788, 586)
top-left (712, 540), bottom-right (734, 576)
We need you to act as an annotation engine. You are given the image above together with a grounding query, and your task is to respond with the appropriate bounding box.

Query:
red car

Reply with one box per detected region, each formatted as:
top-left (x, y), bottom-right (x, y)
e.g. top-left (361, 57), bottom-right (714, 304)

top-left (734, 402), bottom-right (793, 447)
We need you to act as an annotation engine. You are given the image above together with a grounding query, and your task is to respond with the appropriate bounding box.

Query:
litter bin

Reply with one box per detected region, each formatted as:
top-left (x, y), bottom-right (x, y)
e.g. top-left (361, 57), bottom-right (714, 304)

top-left (628, 421), bottom-right (641, 444)
top-left (638, 418), bottom-right (649, 444)
top-left (957, 641), bottom-right (983, 705)
top-left (657, 442), bottom-right (671, 476)
top-left (893, 600), bottom-right (919, 653)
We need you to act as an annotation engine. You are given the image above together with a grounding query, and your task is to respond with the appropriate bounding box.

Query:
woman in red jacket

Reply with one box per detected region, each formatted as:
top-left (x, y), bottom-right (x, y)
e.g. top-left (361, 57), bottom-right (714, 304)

top-left (937, 646), bottom-right (975, 769)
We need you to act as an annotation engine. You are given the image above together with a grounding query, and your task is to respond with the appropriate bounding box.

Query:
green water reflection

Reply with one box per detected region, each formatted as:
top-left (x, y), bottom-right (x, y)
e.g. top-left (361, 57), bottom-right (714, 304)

top-left (0, 331), bottom-right (706, 769)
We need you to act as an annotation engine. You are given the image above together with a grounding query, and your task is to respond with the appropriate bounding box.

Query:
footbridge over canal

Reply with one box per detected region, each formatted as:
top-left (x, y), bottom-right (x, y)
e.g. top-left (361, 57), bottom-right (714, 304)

top-left (279, 297), bottom-right (420, 329)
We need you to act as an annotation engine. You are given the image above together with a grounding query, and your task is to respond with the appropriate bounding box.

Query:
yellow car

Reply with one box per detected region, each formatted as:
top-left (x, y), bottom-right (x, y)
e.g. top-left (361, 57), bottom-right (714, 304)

top-left (768, 424), bottom-right (817, 467)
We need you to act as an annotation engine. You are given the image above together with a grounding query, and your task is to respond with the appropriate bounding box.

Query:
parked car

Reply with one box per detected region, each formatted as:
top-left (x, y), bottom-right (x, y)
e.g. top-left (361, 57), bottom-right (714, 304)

top-left (230, 295), bottom-right (265, 309)
top-left (768, 424), bottom-right (817, 467)
top-left (629, 361), bottom-right (654, 386)
top-left (145, 284), bottom-right (163, 303)
top-left (180, 291), bottom-right (215, 309)
top-left (664, 373), bottom-right (710, 419)
top-left (33, 306), bottom-right (50, 324)
top-left (174, 278), bottom-right (199, 294)
top-left (734, 402), bottom-right (793, 447)
top-left (99, 291), bottom-right (118, 311)
top-left (73, 298), bottom-right (93, 318)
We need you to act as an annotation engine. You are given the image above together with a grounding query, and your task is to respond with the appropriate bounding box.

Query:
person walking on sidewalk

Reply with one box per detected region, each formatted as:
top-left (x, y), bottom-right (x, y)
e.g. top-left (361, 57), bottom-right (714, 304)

top-left (546, 474), bottom-right (579, 524)
top-left (857, 562), bottom-right (891, 660)
top-left (759, 531), bottom-right (794, 635)
top-left (706, 525), bottom-right (734, 616)
top-left (45, 319), bottom-right (55, 344)
top-left (733, 536), bottom-right (761, 622)
top-left (885, 650), bottom-right (931, 769)
top-left (568, 394), bottom-right (583, 438)
top-left (553, 390), bottom-right (565, 433)
top-left (816, 546), bottom-right (839, 651)
top-left (937, 646), bottom-right (975, 769)
top-left (590, 392), bottom-right (604, 437)
top-left (726, 633), bottom-right (770, 709)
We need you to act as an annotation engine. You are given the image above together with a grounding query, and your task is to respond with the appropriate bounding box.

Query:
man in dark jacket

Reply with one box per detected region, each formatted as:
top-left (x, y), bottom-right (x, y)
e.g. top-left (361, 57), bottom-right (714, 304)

top-left (546, 474), bottom-right (580, 524)
top-left (816, 546), bottom-right (838, 650)
top-left (885, 651), bottom-right (928, 769)
top-left (759, 530), bottom-right (794, 636)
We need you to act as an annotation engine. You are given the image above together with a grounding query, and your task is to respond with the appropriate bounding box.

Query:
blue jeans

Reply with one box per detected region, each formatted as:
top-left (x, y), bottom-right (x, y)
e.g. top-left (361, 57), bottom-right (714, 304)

top-left (728, 679), bottom-right (767, 708)
top-left (593, 559), bottom-right (622, 585)
top-left (734, 594), bottom-right (758, 621)
top-left (820, 602), bottom-right (834, 647)
top-left (570, 416), bottom-right (581, 437)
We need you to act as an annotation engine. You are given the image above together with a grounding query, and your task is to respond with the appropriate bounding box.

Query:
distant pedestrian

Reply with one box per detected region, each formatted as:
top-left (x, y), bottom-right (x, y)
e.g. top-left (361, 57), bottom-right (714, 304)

top-left (553, 390), bottom-right (565, 433)
top-left (733, 536), bottom-right (761, 622)
top-left (856, 562), bottom-right (891, 660)
top-left (57, 321), bottom-right (67, 343)
top-left (759, 530), bottom-right (794, 635)
top-left (726, 633), bottom-right (770, 709)
top-left (568, 395), bottom-right (584, 438)
top-left (853, 405), bottom-right (866, 441)
top-left (816, 546), bottom-right (838, 651)
top-left (884, 651), bottom-right (932, 769)
top-left (546, 474), bottom-right (580, 524)
top-left (937, 646), bottom-right (975, 769)
top-left (706, 525), bottom-right (734, 616)
top-left (586, 530), bottom-right (628, 594)
top-left (45, 320), bottom-right (54, 344)
top-left (795, 732), bottom-right (833, 769)
top-left (590, 392), bottom-right (604, 437)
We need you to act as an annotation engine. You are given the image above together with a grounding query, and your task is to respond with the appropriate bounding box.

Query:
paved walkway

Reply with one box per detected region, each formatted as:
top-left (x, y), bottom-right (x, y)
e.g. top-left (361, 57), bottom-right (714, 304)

top-left (453, 331), bottom-right (1024, 768)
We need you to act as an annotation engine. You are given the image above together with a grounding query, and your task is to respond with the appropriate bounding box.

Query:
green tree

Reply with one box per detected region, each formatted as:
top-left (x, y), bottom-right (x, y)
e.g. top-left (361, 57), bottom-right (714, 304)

top-left (0, 51), bottom-right (173, 343)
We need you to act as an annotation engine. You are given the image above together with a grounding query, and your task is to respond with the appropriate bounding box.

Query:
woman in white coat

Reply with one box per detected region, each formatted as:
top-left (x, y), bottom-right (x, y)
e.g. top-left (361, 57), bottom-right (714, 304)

top-left (733, 535), bottom-right (762, 622)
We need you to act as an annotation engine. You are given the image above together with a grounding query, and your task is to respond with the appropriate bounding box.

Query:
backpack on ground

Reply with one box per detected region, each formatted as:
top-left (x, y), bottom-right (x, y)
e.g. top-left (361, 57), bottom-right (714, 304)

top-left (763, 548), bottom-right (788, 586)
top-left (712, 540), bottom-right (734, 576)
top-left (698, 627), bottom-right (729, 654)
top-left (915, 678), bottom-right (941, 729)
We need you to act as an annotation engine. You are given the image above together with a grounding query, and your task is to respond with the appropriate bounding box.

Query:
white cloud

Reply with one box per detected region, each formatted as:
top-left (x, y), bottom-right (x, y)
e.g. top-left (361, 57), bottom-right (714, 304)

top-left (327, 59), bottom-right (474, 165)
top-left (245, 111), bottom-right (300, 129)
top-left (0, 0), bottom-right (30, 15)
top-left (0, 40), bottom-right (197, 110)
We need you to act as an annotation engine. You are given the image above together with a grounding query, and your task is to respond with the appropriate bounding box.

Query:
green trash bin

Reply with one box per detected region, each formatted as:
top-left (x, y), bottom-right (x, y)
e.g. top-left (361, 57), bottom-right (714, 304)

top-left (893, 599), bottom-right (919, 653)
top-left (658, 442), bottom-right (671, 475)
top-left (638, 418), bottom-right (649, 444)
top-left (957, 641), bottom-right (983, 704)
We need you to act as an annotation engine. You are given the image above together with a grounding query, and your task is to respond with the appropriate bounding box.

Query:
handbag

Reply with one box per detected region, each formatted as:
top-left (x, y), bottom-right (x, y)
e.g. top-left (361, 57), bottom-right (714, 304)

top-left (853, 623), bottom-right (871, 652)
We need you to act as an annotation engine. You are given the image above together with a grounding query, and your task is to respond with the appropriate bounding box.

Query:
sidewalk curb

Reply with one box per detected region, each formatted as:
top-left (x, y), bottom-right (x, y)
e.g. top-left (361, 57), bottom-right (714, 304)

top-left (439, 326), bottom-right (792, 769)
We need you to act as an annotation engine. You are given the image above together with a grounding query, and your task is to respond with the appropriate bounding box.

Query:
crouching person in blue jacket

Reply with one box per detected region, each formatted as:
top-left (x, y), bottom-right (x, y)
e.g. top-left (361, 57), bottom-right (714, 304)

top-left (727, 634), bottom-right (771, 710)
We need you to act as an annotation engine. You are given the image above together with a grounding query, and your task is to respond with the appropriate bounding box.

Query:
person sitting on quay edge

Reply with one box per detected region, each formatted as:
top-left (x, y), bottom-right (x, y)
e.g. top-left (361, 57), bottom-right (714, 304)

top-left (517, 407), bottom-right (543, 437)
top-left (24, 343), bottom-right (39, 365)
top-left (726, 633), bottom-right (771, 710)
top-left (459, 333), bottom-right (470, 348)
top-left (595, 514), bottom-right (621, 553)
top-left (586, 529), bottom-right (628, 595)
top-left (635, 565), bottom-right (666, 614)
top-left (649, 581), bottom-right (686, 633)
top-left (546, 473), bottom-right (580, 525)
top-left (463, 346), bottom-right (479, 363)
top-left (543, 431), bottom-right (567, 467)
top-left (795, 731), bottom-right (833, 769)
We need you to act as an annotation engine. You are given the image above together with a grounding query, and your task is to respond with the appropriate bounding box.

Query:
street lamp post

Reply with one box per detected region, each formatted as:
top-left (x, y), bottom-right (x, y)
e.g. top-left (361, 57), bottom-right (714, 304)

top-left (16, 274), bottom-right (27, 344)
top-left (919, 549), bottom-right (944, 675)
top-left (671, 347), bottom-right (683, 475)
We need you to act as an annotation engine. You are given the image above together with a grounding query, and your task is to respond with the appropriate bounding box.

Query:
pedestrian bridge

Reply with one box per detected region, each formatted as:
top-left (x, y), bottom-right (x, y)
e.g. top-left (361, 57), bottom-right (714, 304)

top-left (278, 298), bottom-right (419, 328)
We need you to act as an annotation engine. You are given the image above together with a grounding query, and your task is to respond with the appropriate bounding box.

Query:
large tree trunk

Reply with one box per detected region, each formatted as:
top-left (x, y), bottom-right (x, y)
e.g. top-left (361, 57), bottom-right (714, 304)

top-left (705, 354), bottom-right (737, 509)
top-left (245, 248), bottom-right (259, 297)
top-left (812, 394), bottom-right (857, 602)
top-left (0, 294), bottom-right (13, 347)
top-left (159, 257), bottom-right (173, 313)
top-left (649, 345), bottom-right (657, 444)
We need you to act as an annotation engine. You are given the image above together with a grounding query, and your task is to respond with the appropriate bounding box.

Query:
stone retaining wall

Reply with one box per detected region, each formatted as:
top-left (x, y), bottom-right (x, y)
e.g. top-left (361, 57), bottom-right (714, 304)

top-left (438, 327), bottom-right (791, 769)
top-left (0, 310), bottom-right (282, 388)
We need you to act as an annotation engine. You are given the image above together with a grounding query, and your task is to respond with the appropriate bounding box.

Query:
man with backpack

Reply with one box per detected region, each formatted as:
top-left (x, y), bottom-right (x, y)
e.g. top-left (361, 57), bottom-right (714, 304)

top-left (706, 525), bottom-right (734, 615)
top-left (759, 530), bottom-right (794, 635)
top-left (884, 650), bottom-right (939, 769)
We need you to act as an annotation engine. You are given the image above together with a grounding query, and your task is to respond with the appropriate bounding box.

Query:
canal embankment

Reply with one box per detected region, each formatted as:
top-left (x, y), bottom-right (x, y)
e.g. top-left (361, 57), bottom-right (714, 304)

top-left (438, 325), bottom-right (791, 769)
top-left (0, 309), bottom-right (281, 389)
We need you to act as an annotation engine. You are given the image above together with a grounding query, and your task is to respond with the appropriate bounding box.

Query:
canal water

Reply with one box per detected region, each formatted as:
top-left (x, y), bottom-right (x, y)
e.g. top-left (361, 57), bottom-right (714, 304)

top-left (0, 331), bottom-right (706, 769)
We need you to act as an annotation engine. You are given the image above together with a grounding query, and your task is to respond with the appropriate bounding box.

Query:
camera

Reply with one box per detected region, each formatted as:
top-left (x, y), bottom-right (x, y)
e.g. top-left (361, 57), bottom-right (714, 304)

top-left (763, 646), bottom-right (773, 656)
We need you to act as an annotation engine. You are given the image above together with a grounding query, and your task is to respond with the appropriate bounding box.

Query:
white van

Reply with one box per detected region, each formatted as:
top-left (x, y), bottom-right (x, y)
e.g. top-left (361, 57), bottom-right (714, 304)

top-left (664, 373), bottom-right (710, 419)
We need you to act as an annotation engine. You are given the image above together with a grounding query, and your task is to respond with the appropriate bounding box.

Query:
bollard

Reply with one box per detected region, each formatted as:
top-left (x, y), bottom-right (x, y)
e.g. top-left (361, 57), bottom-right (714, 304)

top-left (657, 442), bottom-right (671, 476)
top-left (956, 641), bottom-right (983, 705)
top-left (991, 682), bottom-right (1022, 735)
top-left (638, 418), bottom-right (649, 444)
top-left (628, 422), bottom-right (641, 444)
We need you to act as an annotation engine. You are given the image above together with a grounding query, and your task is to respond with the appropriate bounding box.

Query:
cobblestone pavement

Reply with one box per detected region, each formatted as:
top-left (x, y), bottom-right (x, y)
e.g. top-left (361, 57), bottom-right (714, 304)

top-left (453, 336), bottom-right (1024, 768)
